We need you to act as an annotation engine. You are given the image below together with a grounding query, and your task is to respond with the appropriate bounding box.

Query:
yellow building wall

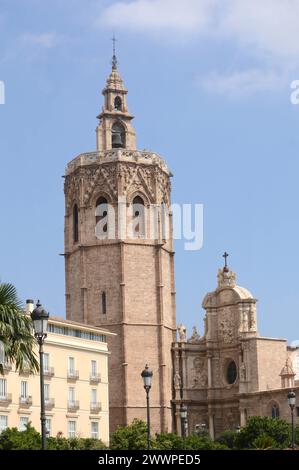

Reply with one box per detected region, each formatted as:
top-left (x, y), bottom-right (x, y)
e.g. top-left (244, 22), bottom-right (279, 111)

top-left (0, 319), bottom-right (113, 446)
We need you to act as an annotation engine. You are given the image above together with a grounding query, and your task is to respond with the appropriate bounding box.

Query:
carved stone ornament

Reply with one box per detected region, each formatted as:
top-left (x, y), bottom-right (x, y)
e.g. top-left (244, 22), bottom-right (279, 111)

top-left (188, 326), bottom-right (201, 344)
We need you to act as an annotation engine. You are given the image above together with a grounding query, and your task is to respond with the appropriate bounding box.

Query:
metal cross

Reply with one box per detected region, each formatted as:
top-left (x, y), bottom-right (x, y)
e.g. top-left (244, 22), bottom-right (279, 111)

top-left (112, 33), bottom-right (117, 57)
top-left (223, 251), bottom-right (229, 269)
top-left (111, 34), bottom-right (118, 69)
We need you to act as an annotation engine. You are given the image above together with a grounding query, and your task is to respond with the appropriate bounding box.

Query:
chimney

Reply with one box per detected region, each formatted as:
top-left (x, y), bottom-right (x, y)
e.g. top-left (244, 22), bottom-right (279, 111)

top-left (26, 299), bottom-right (34, 315)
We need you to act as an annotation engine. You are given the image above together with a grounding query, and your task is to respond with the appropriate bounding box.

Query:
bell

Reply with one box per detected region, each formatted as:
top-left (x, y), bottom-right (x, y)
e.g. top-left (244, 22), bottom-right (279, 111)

top-left (112, 133), bottom-right (123, 148)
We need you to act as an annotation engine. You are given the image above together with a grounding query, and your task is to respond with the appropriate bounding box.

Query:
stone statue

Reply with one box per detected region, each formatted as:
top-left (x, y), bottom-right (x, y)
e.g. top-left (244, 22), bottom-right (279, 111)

top-left (240, 363), bottom-right (246, 381)
top-left (188, 326), bottom-right (201, 343)
top-left (173, 372), bottom-right (181, 388)
top-left (177, 324), bottom-right (186, 342)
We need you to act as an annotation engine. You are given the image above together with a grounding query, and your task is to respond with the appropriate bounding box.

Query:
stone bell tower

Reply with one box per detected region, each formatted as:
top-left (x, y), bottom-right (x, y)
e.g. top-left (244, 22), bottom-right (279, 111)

top-left (64, 49), bottom-right (177, 432)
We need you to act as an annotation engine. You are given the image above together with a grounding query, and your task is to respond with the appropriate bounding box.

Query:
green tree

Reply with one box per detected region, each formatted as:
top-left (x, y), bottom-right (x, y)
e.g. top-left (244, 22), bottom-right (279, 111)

top-left (183, 433), bottom-right (228, 450)
top-left (216, 430), bottom-right (238, 449)
top-left (0, 282), bottom-right (38, 374)
top-left (0, 423), bottom-right (41, 450)
top-left (252, 434), bottom-right (277, 450)
top-left (110, 419), bottom-right (148, 450)
top-left (234, 417), bottom-right (290, 450)
top-left (153, 432), bottom-right (184, 450)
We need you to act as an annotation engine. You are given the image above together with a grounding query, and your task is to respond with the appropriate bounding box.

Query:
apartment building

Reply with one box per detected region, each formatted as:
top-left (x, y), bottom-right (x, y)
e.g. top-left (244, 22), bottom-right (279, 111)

top-left (0, 310), bottom-right (114, 445)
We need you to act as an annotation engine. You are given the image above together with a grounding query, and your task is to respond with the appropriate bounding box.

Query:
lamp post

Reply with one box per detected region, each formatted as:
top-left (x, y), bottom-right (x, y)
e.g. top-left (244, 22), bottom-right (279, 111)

top-left (180, 404), bottom-right (188, 438)
top-left (141, 364), bottom-right (153, 450)
top-left (288, 390), bottom-right (296, 450)
top-left (31, 301), bottom-right (49, 450)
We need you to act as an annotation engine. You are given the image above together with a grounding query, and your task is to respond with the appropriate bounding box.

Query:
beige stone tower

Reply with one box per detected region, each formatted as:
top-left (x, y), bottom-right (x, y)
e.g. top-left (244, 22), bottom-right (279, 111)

top-left (64, 52), bottom-right (177, 432)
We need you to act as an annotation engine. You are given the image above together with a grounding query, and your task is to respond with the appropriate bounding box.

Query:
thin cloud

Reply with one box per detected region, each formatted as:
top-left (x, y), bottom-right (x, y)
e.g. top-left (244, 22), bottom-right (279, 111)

top-left (98, 0), bottom-right (218, 35)
top-left (20, 32), bottom-right (62, 49)
top-left (200, 69), bottom-right (286, 97)
top-left (99, 0), bottom-right (299, 62)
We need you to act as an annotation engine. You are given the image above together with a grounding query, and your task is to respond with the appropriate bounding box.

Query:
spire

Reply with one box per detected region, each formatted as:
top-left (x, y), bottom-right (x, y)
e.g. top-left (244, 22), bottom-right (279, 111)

top-left (111, 33), bottom-right (117, 70)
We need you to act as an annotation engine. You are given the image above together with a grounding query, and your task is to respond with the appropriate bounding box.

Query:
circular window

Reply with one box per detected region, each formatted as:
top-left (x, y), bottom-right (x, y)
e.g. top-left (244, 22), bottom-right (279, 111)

top-left (226, 361), bottom-right (237, 384)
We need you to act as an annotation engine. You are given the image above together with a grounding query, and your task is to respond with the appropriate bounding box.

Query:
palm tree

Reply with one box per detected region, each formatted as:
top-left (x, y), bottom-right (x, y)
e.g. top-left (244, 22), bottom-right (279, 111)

top-left (0, 281), bottom-right (39, 375)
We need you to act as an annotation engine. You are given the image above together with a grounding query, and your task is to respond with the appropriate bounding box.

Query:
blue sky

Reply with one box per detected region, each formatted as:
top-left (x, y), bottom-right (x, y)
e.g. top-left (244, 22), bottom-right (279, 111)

top-left (1, 0), bottom-right (299, 343)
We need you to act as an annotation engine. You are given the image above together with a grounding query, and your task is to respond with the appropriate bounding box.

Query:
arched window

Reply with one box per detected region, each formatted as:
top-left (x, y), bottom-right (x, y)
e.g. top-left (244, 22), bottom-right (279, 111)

top-left (114, 96), bottom-right (122, 111)
top-left (271, 404), bottom-right (279, 419)
top-left (226, 361), bottom-right (237, 385)
top-left (0, 341), bottom-right (5, 365)
top-left (73, 204), bottom-right (79, 243)
top-left (95, 197), bottom-right (108, 237)
top-left (101, 292), bottom-right (107, 315)
top-left (132, 196), bottom-right (145, 237)
top-left (111, 122), bottom-right (125, 148)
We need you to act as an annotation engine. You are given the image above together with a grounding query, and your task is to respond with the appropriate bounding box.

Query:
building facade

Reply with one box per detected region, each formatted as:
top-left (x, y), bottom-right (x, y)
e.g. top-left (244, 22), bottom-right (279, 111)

top-left (64, 56), bottom-right (176, 433)
top-left (172, 262), bottom-right (299, 438)
top-left (0, 301), bottom-right (113, 444)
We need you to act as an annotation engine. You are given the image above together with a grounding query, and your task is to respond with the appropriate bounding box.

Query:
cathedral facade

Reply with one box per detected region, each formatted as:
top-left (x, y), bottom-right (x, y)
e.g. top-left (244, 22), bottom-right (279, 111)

top-left (172, 264), bottom-right (299, 437)
top-left (63, 53), bottom-right (299, 436)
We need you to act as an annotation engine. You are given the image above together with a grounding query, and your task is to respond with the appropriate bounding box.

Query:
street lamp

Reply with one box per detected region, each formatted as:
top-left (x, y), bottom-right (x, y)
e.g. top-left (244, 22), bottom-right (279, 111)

top-left (141, 364), bottom-right (153, 450)
top-left (288, 390), bottom-right (296, 450)
top-left (31, 300), bottom-right (49, 450)
top-left (180, 404), bottom-right (188, 438)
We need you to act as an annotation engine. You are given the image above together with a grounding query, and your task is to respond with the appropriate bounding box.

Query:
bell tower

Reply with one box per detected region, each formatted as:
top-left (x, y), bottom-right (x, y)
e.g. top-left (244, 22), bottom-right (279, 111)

top-left (64, 49), bottom-right (177, 433)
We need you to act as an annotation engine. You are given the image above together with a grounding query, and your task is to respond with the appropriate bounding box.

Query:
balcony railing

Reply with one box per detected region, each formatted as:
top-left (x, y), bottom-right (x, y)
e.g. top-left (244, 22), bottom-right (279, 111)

top-left (0, 393), bottom-right (12, 405)
top-left (89, 373), bottom-right (101, 384)
top-left (19, 396), bottom-right (33, 407)
top-left (67, 370), bottom-right (79, 380)
top-left (67, 400), bottom-right (79, 412)
top-left (90, 402), bottom-right (102, 413)
top-left (44, 367), bottom-right (55, 378)
top-left (2, 362), bottom-right (12, 372)
top-left (44, 398), bottom-right (55, 409)
top-left (19, 366), bottom-right (31, 376)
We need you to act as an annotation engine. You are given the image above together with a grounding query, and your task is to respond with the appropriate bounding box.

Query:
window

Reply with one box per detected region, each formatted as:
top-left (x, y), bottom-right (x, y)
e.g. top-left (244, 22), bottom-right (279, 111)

top-left (226, 361), bottom-right (237, 385)
top-left (69, 387), bottom-right (75, 406)
top-left (20, 381), bottom-right (28, 401)
top-left (44, 383), bottom-right (50, 403)
top-left (46, 418), bottom-right (51, 437)
top-left (19, 417), bottom-right (29, 431)
top-left (68, 420), bottom-right (76, 438)
top-left (111, 122), bottom-right (125, 148)
top-left (95, 197), bottom-right (108, 236)
top-left (91, 421), bottom-right (99, 439)
top-left (101, 292), bottom-right (107, 314)
top-left (44, 353), bottom-right (49, 373)
top-left (0, 415), bottom-right (8, 433)
top-left (271, 404), bottom-right (279, 419)
top-left (68, 357), bottom-right (75, 374)
top-left (91, 360), bottom-right (97, 378)
top-left (132, 196), bottom-right (145, 237)
top-left (91, 389), bottom-right (97, 405)
top-left (114, 96), bottom-right (122, 110)
top-left (73, 204), bottom-right (79, 243)
top-left (0, 379), bottom-right (7, 398)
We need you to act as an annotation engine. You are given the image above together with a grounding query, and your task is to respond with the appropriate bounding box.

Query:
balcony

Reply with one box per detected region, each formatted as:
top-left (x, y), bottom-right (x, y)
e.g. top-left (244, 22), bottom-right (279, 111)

top-left (2, 362), bottom-right (12, 373)
top-left (44, 367), bottom-right (55, 378)
top-left (19, 396), bottom-right (33, 407)
top-left (44, 398), bottom-right (55, 410)
top-left (90, 402), bottom-right (102, 413)
top-left (19, 366), bottom-right (31, 376)
top-left (89, 373), bottom-right (101, 384)
top-left (0, 393), bottom-right (12, 405)
top-left (67, 370), bottom-right (79, 381)
top-left (67, 400), bottom-right (79, 412)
